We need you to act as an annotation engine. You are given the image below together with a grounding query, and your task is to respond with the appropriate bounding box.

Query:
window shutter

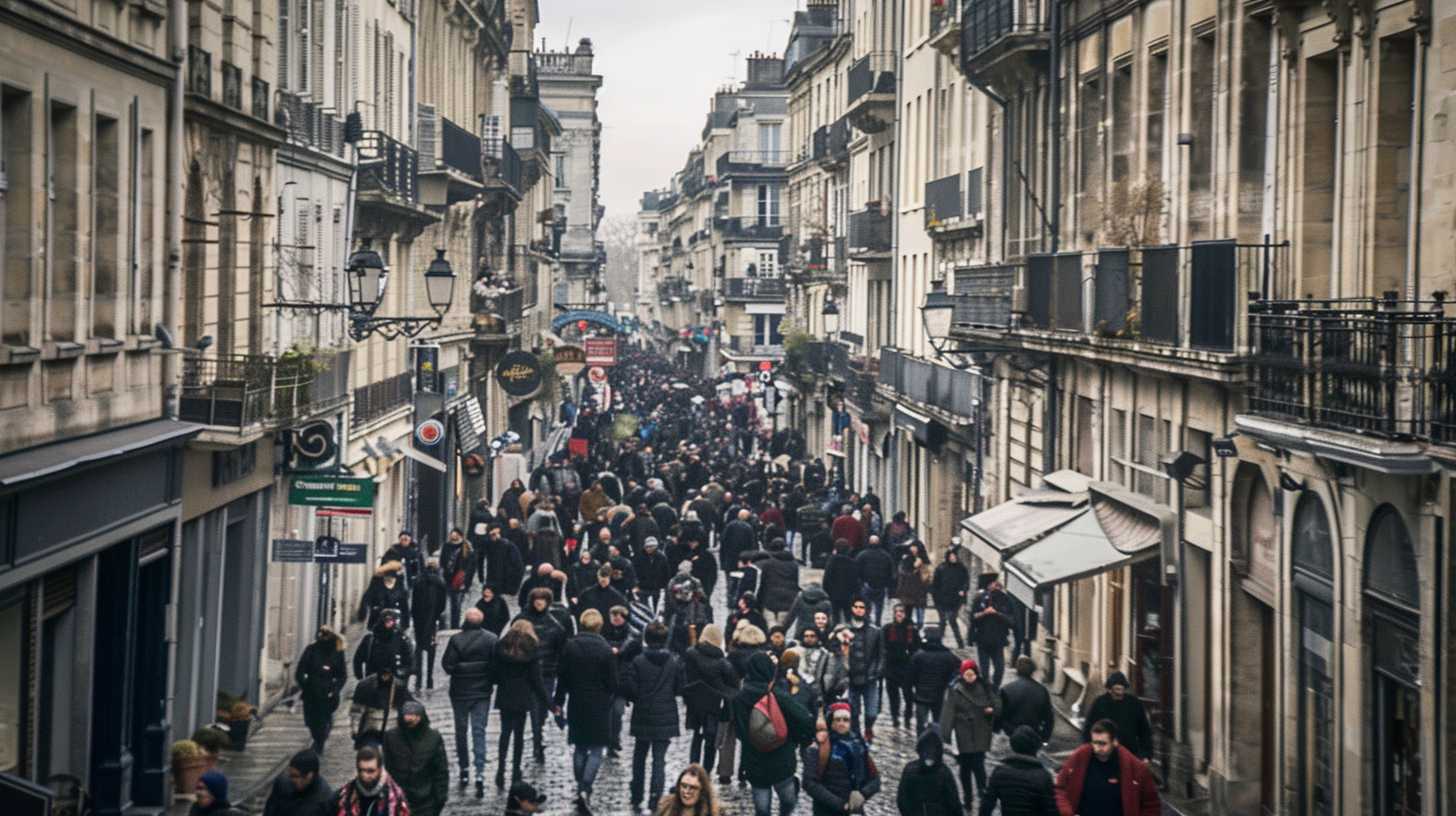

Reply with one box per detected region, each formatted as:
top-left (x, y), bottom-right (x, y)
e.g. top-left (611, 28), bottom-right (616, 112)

top-left (278, 0), bottom-right (290, 89)
top-left (299, 0), bottom-right (310, 94)
top-left (311, 0), bottom-right (325, 99)
top-left (416, 103), bottom-right (438, 167)
top-left (333, 0), bottom-right (345, 107)
top-left (43, 565), bottom-right (77, 619)
top-left (348, 2), bottom-right (359, 110)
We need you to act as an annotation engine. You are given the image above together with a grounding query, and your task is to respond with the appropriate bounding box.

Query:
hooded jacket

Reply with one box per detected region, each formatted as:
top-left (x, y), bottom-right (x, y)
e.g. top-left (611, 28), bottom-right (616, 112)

top-left (730, 653), bottom-right (818, 787)
top-left (621, 647), bottom-right (683, 740)
top-left (294, 632), bottom-right (347, 708)
top-left (441, 622), bottom-right (497, 704)
top-left (896, 725), bottom-right (963, 816)
top-left (361, 572), bottom-right (411, 630)
top-left (553, 631), bottom-right (620, 747)
top-left (353, 623), bottom-right (415, 680)
top-left (1080, 671), bottom-right (1155, 759)
top-left (786, 583), bottom-right (834, 634)
top-left (491, 629), bottom-right (548, 714)
top-left (681, 641), bottom-right (737, 728)
top-left (382, 711), bottom-right (449, 813)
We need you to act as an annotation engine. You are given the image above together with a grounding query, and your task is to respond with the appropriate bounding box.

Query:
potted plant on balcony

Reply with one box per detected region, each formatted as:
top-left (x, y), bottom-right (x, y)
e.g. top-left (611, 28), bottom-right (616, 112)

top-left (216, 691), bottom-right (256, 751)
top-left (170, 740), bottom-right (210, 797)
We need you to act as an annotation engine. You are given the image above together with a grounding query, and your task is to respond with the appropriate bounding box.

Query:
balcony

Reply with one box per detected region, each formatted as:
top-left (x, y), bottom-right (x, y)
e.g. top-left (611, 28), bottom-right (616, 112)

top-left (180, 350), bottom-right (351, 434)
top-left (848, 354), bottom-right (886, 418)
top-left (358, 131), bottom-right (419, 204)
top-left (878, 346), bottom-right (980, 420)
top-left (418, 113), bottom-right (485, 207)
top-left (925, 174), bottom-right (963, 228)
top-left (959, 0), bottom-right (1049, 89)
top-left (716, 150), bottom-right (791, 176)
top-left (723, 277), bottom-right (787, 301)
top-left (929, 0), bottom-right (962, 55)
top-left (351, 370), bottom-right (414, 430)
top-left (950, 262), bottom-right (1018, 329)
top-left (482, 138), bottom-right (524, 210)
top-left (846, 52), bottom-right (896, 133)
top-left (1245, 296), bottom-right (1456, 446)
top-left (472, 283), bottom-right (526, 344)
top-left (812, 117), bottom-right (851, 168)
top-left (717, 216), bottom-right (783, 242)
top-left (848, 207), bottom-right (892, 257)
top-left (187, 46), bottom-right (211, 98)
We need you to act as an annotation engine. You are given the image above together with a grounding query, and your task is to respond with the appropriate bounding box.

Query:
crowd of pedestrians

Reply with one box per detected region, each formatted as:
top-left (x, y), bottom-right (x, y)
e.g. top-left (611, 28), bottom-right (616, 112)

top-left (231, 345), bottom-right (1167, 816)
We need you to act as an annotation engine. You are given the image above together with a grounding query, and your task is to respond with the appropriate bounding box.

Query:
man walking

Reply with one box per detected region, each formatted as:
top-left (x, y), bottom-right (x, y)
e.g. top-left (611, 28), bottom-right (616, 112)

top-left (327, 747), bottom-right (409, 816)
top-left (908, 626), bottom-right (960, 734)
top-left (853, 536), bottom-right (896, 625)
top-left (731, 652), bottom-right (817, 816)
top-left (411, 558), bottom-right (449, 691)
top-left (261, 750), bottom-right (331, 816)
top-left (293, 628), bottom-right (346, 754)
top-left (442, 607), bottom-right (497, 798)
top-left (843, 597), bottom-right (883, 742)
top-left (968, 578), bottom-right (1013, 688)
top-left (1054, 720), bottom-right (1161, 816)
top-left (621, 621), bottom-right (682, 813)
top-left (553, 608), bottom-right (619, 812)
top-left (1000, 656), bottom-right (1056, 746)
top-left (1080, 672), bottom-right (1154, 760)
top-left (353, 608), bottom-right (414, 681)
top-left (382, 701), bottom-right (450, 816)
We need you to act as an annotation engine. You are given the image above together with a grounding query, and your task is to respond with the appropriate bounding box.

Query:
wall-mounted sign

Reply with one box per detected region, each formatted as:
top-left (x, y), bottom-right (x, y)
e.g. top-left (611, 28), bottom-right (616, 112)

top-left (554, 344), bottom-right (587, 376)
top-left (412, 343), bottom-right (442, 393)
top-left (587, 366), bottom-right (608, 386)
top-left (456, 397), bottom-right (486, 455)
top-left (585, 338), bottom-right (619, 367)
top-left (415, 417), bottom-right (446, 446)
top-left (289, 475), bottom-right (377, 508)
top-left (496, 350), bottom-right (544, 397)
top-left (288, 421), bottom-right (338, 471)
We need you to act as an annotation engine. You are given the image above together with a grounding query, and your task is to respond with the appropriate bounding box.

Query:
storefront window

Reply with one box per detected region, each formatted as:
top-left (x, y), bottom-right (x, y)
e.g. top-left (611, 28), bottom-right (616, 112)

top-left (1293, 491), bottom-right (1335, 816)
top-left (1364, 505), bottom-right (1421, 816)
top-left (0, 599), bottom-right (24, 774)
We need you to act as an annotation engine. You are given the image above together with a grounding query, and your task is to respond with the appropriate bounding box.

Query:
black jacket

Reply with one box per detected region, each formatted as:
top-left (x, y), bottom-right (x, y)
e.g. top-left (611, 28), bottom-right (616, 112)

top-left (492, 631), bottom-right (548, 714)
top-left (978, 754), bottom-right (1058, 816)
top-left (553, 632), bottom-right (620, 747)
top-left (411, 571), bottom-right (449, 638)
top-left (441, 624), bottom-right (497, 704)
top-left (823, 552), bottom-right (860, 604)
top-left (515, 607), bottom-right (568, 678)
top-left (854, 544), bottom-right (897, 592)
top-left (294, 638), bottom-right (347, 707)
top-left (262, 772), bottom-right (333, 816)
top-left (909, 641), bottom-right (961, 706)
top-left (932, 559), bottom-right (971, 611)
top-left (632, 550), bottom-right (672, 594)
top-left (688, 549), bottom-right (719, 597)
top-left (681, 642), bottom-right (737, 728)
top-left (752, 549), bottom-right (800, 613)
top-left (896, 727), bottom-right (962, 816)
top-left (844, 621), bottom-right (884, 686)
top-left (577, 583), bottom-right (628, 623)
top-left (621, 648), bottom-right (683, 740)
top-left (472, 595), bottom-right (510, 635)
top-left (999, 675), bottom-right (1056, 743)
top-left (968, 588), bottom-right (1013, 649)
top-left (353, 627), bottom-right (415, 680)
top-left (881, 621), bottom-right (921, 686)
top-left (382, 714), bottom-right (449, 814)
top-left (720, 519), bottom-right (757, 570)
top-left (1081, 675), bottom-right (1154, 758)
top-left (361, 578), bottom-right (411, 630)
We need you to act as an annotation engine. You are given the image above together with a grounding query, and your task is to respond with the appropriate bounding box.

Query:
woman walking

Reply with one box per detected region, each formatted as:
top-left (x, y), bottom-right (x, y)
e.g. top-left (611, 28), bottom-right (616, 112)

top-left (492, 619), bottom-right (548, 789)
top-left (895, 542), bottom-right (933, 627)
top-left (682, 624), bottom-right (737, 774)
top-left (940, 659), bottom-right (1002, 808)
top-left (655, 765), bottom-right (720, 816)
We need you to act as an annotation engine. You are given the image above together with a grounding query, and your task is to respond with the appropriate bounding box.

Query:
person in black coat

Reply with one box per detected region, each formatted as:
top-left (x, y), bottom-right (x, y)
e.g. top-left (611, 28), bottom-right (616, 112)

top-left (931, 548), bottom-right (971, 649)
top-left (442, 608), bottom-right (497, 795)
top-left (411, 559), bottom-right (449, 690)
top-left (262, 750), bottom-right (332, 816)
top-left (472, 585), bottom-right (510, 635)
top-left (686, 538), bottom-right (719, 600)
top-left (552, 608), bottom-right (620, 808)
top-left (620, 622), bottom-right (683, 810)
top-left (881, 605), bottom-right (921, 729)
top-left (1080, 671), bottom-right (1154, 759)
top-left (823, 541), bottom-right (860, 624)
top-left (908, 626), bottom-right (961, 734)
top-left (516, 563), bottom-right (557, 610)
top-left (294, 628), bottom-right (347, 753)
top-left (680, 623), bottom-right (737, 775)
top-left (576, 564), bottom-right (629, 622)
top-left (999, 656), bottom-right (1056, 744)
top-left (492, 621), bottom-right (548, 789)
top-left (439, 528), bottom-right (476, 630)
top-left (719, 510), bottom-right (757, 580)
top-left (895, 725), bottom-right (962, 816)
top-left (855, 536), bottom-right (897, 626)
top-left (486, 527), bottom-right (525, 596)
top-left (354, 609), bottom-right (414, 680)
top-left (361, 566), bottom-right (411, 631)
top-left (751, 539), bottom-right (800, 623)
top-left (968, 579), bottom-right (1014, 688)
top-left (514, 588), bottom-right (569, 762)
top-left (726, 592), bottom-right (769, 637)
top-left (978, 726), bottom-right (1058, 816)
top-left (632, 537), bottom-right (672, 609)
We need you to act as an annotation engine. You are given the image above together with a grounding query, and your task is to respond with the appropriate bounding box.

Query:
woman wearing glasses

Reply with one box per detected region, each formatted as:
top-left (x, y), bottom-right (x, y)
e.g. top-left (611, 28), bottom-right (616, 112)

top-left (655, 764), bottom-right (720, 816)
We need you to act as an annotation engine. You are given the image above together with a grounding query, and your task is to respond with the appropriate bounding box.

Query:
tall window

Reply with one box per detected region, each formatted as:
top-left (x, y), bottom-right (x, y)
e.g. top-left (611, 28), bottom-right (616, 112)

top-left (757, 250), bottom-right (777, 278)
top-left (1147, 51), bottom-right (1167, 183)
top-left (756, 184), bottom-right (780, 227)
top-left (757, 123), bottom-right (781, 159)
top-left (3, 87), bottom-right (34, 346)
top-left (555, 154), bottom-right (567, 188)
top-left (1292, 491), bottom-right (1335, 816)
top-left (49, 100), bottom-right (78, 343)
top-left (753, 314), bottom-right (783, 347)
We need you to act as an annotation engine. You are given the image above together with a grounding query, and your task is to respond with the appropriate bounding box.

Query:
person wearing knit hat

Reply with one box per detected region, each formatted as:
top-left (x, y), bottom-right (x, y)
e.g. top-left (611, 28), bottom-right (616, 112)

top-left (802, 700), bottom-right (880, 815)
top-left (263, 749), bottom-right (332, 816)
top-left (383, 697), bottom-right (449, 816)
top-left (939, 656), bottom-right (1001, 806)
top-left (192, 769), bottom-right (233, 815)
top-left (908, 624), bottom-right (961, 735)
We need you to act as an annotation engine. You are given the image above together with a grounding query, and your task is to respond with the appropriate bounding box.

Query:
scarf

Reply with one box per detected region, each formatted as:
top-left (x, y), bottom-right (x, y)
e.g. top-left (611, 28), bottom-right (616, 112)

top-left (829, 733), bottom-right (875, 790)
top-left (335, 772), bottom-right (408, 816)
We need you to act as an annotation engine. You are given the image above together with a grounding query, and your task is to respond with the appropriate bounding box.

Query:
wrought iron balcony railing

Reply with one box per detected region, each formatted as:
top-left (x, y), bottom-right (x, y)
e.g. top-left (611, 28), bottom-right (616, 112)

top-left (848, 207), bottom-right (892, 254)
top-left (1248, 295), bottom-right (1456, 444)
top-left (723, 277), bottom-right (787, 300)
top-left (716, 150), bottom-right (791, 176)
top-left (847, 52), bottom-right (897, 104)
top-left (440, 116), bottom-right (483, 180)
top-left (925, 173), bottom-right (964, 227)
top-left (358, 131), bottom-right (419, 203)
top-left (181, 350), bottom-right (351, 430)
top-left (717, 216), bottom-right (783, 242)
top-left (951, 262), bottom-right (1019, 329)
top-left (351, 370), bottom-right (414, 429)
top-left (961, 0), bottom-right (1047, 61)
top-left (878, 346), bottom-right (980, 418)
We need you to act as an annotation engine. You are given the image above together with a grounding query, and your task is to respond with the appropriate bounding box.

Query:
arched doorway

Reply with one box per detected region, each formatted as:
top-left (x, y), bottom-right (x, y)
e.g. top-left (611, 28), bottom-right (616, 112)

top-left (1363, 505), bottom-right (1421, 816)
top-left (1292, 490), bottom-right (1335, 816)
top-left (1228, 464), bottom-right (1276, 814)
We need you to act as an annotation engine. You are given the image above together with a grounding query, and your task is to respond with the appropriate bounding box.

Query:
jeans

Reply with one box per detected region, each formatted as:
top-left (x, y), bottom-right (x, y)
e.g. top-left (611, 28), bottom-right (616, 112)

top-left (848, 681), bottom-right (880, 733)
top-left (977, 644), bottom-right (1006, 688)
top-left (573, 744), bottom-right (606, 794)
top-left (751, 777), bottom-right (799, 816)
top-left (885, 679), bottom-right (914, 724)
top-left (690, 720), bottom-right (719, 773)
top-left (609, 697), bottom-right (626, 750)
top-left (941, 605), bottom-right (965, 648)
top-left (447, 590), bottom-right (468, 630)
top-left (864, 588), bottom-right (886, 626)
top-left (451, 697), bottom-right (491, 774)
top-left (529, 676), bottom-right (557, 752)
top-left (915, 701), bottom-right (939, 735)
top-left (630, 738), bottom-right (670, 806)
top-left (910, 605), bottom-right (926, 627)
top-left (715, 723), bottom-right (738, 783)
top-left (956, 752), bottom-right (988, 800)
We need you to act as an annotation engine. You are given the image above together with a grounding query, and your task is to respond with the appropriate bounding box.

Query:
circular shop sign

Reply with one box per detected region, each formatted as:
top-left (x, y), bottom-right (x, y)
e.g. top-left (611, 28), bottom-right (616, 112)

top-left (496, 350), bottom-right (544, 397)
top-left (587, 366), bottom-right (608, 385)
top-left (415, 418), bottom-right (445, 446)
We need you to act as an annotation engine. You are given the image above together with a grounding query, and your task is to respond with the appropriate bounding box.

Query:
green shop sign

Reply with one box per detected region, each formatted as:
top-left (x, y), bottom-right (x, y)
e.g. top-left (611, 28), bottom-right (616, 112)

top-left (289, 476), bottom-right (377, 508)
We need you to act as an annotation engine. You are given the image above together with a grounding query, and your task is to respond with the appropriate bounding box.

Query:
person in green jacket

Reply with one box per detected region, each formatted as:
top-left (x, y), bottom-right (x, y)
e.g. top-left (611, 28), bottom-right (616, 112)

top-left (382, 700), bottom-right (450, 816)
top-left (730, 652), bottom-right (817, 816)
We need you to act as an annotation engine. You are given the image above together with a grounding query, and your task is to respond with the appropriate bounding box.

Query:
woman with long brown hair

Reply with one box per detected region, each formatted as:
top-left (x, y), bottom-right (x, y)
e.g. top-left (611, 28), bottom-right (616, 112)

top-left (655, 764), bottom-right (720, 816)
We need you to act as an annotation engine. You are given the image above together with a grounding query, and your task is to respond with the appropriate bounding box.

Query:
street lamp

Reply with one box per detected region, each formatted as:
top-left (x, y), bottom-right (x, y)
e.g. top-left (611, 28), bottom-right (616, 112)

top-left (822, 296), bottom-right (840, 338)
top-left (423, 249), bottom-right (456, 314)
top-left (270, 242), bottom-right (459, 341)
top-left (920, 278), bottom-right (956, 352)
top-left (346, 245), bottom-right (389, 316)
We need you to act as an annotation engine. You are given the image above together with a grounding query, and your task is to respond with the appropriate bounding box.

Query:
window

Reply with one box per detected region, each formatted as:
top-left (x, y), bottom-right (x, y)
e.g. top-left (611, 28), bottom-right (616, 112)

top-left (1184, 428), bottom-right (1212, 510)
top-left (753, 314), bottom-right (783, 348)
top-left (757, 250), bottom-right (777, 278)
top-left (1108, 408), bottom-right (1127, 485)
top-left (1111, 59), bottom-right (1134, 181)
top-left (136, 128), bottom-right (155, 335)
top-left (757, 122), bottom-right (781, 158)
top-left (756, 184), bottom-right (780, 226)
top-left (1147, 51), bottom-right (1167, 182)
top-left (92, 115), bottom-right (120, 339)
top-left (49, 100), bottom-right (78, 343)
top-left (1189, 29), bottom-right (1216, 239)
top-left (2, 87), bottom-right (33, 346)
top-left (555, 154), bottom-right (567, 188)
top-left (0, 598), bottom-right (23, 774)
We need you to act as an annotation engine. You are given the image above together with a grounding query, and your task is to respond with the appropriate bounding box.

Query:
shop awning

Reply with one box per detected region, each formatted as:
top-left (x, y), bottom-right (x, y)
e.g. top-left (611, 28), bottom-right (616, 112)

top-left (1000, 482), bottom-right (1176, 608)
top-left (0, 418), bottom-right (201, 487)
top-left (958, 489), bottom-right (1087, 572)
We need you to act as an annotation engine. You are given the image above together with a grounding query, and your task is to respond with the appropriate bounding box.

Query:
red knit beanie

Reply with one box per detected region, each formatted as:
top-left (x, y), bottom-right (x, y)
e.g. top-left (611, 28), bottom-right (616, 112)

top-left (960, 659), bottom-right (979, 676)
top-left (828, 701), bottom-right (852, 716)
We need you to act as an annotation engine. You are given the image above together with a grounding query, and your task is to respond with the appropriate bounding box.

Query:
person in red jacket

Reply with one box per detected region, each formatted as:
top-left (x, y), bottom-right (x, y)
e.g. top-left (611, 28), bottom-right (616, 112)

top-left (1053, 719), bottom-right (1159, 816)
top-left (829, 506), bottom-right (866, 552)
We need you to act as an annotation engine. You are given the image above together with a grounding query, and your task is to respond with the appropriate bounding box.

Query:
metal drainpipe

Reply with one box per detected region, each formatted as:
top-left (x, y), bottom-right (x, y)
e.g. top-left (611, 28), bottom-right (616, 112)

top-left (1042, 0), bottom-right (1062, 476)
top-left (162, 0), bottom-right (187, 744)
top-left (1406, 33), bottom-right (1427, 305)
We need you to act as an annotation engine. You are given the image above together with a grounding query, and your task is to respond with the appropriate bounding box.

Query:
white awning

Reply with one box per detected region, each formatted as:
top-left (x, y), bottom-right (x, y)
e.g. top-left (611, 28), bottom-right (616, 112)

top-left (958, 489), bottom-right (1087, 572)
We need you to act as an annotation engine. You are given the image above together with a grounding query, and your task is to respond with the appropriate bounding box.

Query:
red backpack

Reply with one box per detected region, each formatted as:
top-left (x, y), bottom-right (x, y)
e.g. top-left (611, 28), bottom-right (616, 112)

top-left (747, 690), bottom-right (789, 752)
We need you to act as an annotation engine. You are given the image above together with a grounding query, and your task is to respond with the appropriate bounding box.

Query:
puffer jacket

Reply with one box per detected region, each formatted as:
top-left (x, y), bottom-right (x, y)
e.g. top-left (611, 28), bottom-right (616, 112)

top-left (980, 753), bottom-right (1058, 816)
top-left (441, 624), bottom-right (496, 704)
top-left (681, 642), bottom-right (737, 728)
top-left (854, 544), bottom-right (897, 593)
top-left (492, 630), bottom-right (548, 714)
top-left (382, 713), bottom-right (449, 813)
top-left (940, 677), bottom-right (1002, 755)
top-left (843, 621), bottom-right (884, 686)
top-left (896, 726), bottom-right (963, 816)
top-left (786, 584), bottom-right (834, 635)
top-left (752, 549), bottom-right (800, 613)
top-left (621, 648), bottom-right (683, 740)
top-left (909, 640), bottom-right (961, 706)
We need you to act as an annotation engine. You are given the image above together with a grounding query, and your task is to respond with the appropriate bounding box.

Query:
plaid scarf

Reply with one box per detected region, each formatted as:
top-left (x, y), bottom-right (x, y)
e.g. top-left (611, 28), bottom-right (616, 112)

top-left (335, 773), bottom-right (409, 816)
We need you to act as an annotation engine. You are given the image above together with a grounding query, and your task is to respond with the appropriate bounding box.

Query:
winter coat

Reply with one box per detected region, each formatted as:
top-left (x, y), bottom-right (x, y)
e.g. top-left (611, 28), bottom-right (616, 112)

top-left (688, 549), bottom-right (719, 597)
top-left (579, 486), bottom-right (612, 521)
top-left (720, 519), bottom-right (757, 571)
top-left (786, 584), bottom-right (834, 636)
top-left (854, 545), bottom-right (897, 593)
top-left (896, 727), bottom-right (963, 816)
top-left (969, 588), bottom-right (1014, 649)
top-left (353, 627), bottom-right (415, 680)
top-left (980, 753), bottom-right (1059, 816)
top-left (381, 543), bottom-right (425, 589)
top-left (999, 675), bottom-right (1056, 743)
top-left (621, 648), bottom-right (683, 740)
top-left (1053, 744), bottom-right (1161, 816)
top-left (633, 549), bottom-right (672, 594)
top-left (823, 552), bottom-right (860, 604)
top-left (488, 535), bottom-right (525, 593)
top-left (730, 653), bottom-right (818, 787)
top-left (881, 621), bottom-right (921, 686)
top-left (1080, 674), bottom-right (1154, 759)
top-left (749, 549), bottom-right (799, 613)
top-left (931, 559), bottom-right (971, 612)
top-left (515, 607), bottom-right (568, 678)
top-left (492, 630), bottom-right (549, 714)
top-left (439, 541), bottom-right (476, 594)
top-left (349, 676), bottom-right (415, 742)
top-left (681, 642), bottom-right (737, 729)
top-left (802, 730), bottom-right (881, 816)
top-left (844, 621), bottom-right (884, 686)
top-left (262, 772), bottom-right (333, 816)
top-left (830, 514), bottom-right (866, 551)
top-left (382, 714), bottom-right (449, 815)
top-left (472, 595), bottom-right (510, 635)
top-left (411, 571), bottom-right (449, 638)
top-left (909, 642), bottom-right (961, 707)
top-left (895, 560), bottom-right (932, 608)
top-left (796, 503), bottom-right (829, 535)
top-left (940, 677), bottom-right (1002, 755)
top-left (441, 624), bottom-right (497, 704)
top-left (577, 583), bottom-right (628, 623)
top-left (798, 644), bottom-right (832, 695)
top-left (553, 632), bottom-right (620, 747)
top-left (361, 576), bottom-right (411, 630)
top-left (568, 559), bottom-right (601, 600)
top-left (294, 636), bottom-right (347, 708)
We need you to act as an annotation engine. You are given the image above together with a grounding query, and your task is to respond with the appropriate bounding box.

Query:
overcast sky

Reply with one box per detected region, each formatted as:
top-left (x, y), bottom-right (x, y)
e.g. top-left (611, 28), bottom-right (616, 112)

top-left (540, 0), bottom-right (800, 223)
